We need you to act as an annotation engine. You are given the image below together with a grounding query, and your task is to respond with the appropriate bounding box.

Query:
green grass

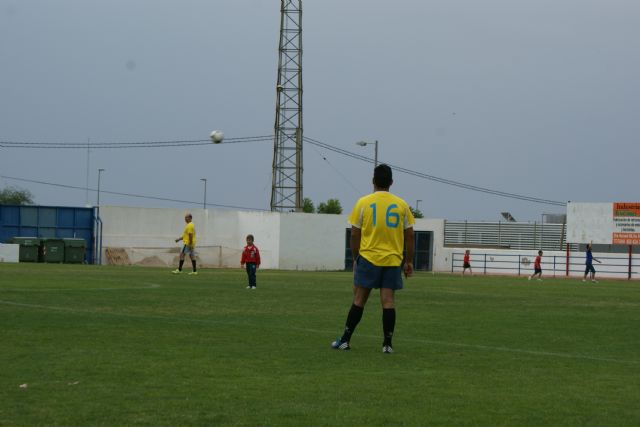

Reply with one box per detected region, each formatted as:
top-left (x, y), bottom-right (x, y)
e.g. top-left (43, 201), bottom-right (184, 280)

top-left (1, 264), bottom-right (639, 426)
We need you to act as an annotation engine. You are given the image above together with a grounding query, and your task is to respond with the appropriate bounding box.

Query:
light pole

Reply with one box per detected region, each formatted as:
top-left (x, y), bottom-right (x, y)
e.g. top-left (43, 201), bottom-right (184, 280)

top-left (97, 168), bottom-right (105, 207)
top-left (416, 199), bottom-right (422, 213)
top-left (356, 140), bottom-right (379, 167)
top-left (200, 178), bottom-right (207, 209)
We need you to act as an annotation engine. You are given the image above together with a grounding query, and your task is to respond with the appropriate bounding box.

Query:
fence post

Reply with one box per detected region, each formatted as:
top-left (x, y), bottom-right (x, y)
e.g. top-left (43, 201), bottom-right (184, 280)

top-left (629, 245), bottom-right (633, 280)
top-left (518, 254), bottom-right (520, 276)
top-left (451, 253), bottom-right (454, 273)
top-left (484, 253), bottom-right (487, 275)
top-left (566, 243), bottom-right (570, 277)
top-left (553, 255), bottom-right (556, 277)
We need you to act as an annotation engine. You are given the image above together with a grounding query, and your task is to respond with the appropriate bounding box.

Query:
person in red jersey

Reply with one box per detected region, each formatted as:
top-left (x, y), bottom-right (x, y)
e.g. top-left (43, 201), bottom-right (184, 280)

top-left (240, 234), bottom-right (261, 289)
top-left (528, 250), bottom-right (543, 281)
top-left (462, 249), bottom-right (472, 275)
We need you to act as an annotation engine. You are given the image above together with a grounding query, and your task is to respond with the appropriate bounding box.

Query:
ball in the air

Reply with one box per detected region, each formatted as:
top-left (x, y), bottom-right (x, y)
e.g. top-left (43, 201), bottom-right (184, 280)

top-left (210, 130), bottom-right (224, 144)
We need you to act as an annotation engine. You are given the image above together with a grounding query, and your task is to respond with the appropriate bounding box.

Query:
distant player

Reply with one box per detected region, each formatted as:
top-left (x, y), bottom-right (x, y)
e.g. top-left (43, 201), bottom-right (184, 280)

top-left (331, 164), bottom-right (415, 354)
top-left (462, 249), bottom-right (472, 275)
top-left (528, 250), bottom-right (543, 281)
top-left (172, 213), bottom-right (197, 275)
top-left (582, 243), bottom-right (600, 283)
top-left (241, 234), bottom-right (261, 289)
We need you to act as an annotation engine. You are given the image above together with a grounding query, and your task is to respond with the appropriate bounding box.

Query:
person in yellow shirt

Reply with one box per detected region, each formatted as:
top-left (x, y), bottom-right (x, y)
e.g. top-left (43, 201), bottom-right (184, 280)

top-left (332, 164), bottom-right (414, 353)
top-left (172, 213), bottom-right (197, 275)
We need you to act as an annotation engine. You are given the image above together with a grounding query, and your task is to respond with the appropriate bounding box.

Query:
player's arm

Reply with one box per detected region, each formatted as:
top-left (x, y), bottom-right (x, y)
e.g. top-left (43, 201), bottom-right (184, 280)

top-left (187, 232), bottom-right (194, 248)
top-left (350, 226), bottom-right (361, 262)
top-left (404, 227), bottom-right (414, 278)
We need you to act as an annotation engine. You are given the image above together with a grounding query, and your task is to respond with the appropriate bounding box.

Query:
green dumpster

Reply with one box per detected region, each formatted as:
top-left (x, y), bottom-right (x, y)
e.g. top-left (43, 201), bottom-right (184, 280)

top-left (10, 237), bottom-right (41, 262)
top-left (41, 238), bottom-right (65, 263)
top-left (63, 238), bottom-right (86, 264)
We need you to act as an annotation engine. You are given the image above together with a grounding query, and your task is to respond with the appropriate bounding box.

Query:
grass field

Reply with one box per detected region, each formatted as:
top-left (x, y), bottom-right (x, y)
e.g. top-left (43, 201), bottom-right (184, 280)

top-left (1, 264), bottom-right (639, 426)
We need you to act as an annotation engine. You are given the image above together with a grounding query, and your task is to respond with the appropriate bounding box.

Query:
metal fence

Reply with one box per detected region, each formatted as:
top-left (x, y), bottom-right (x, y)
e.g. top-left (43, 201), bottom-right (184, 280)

top-left (444, 220), bottom-right (577, 251)
top-left (452, 251), bottom-right (638, 280)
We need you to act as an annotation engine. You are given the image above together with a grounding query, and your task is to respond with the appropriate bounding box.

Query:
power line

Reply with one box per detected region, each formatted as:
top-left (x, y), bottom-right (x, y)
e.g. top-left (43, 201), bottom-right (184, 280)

top-left (1, 133), bottom-right (566, 207)
top-left (0, 135), bottom-right (273, 149)
top-left (0, 175), bottom-right (267, 211)
top-left (302, 136), bottom-right (566, 207)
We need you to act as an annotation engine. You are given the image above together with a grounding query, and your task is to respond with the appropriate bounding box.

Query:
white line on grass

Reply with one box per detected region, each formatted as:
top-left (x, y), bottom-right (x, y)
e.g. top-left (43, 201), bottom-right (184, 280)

top-left (1, 298), bottom-right (637, 365)
top-left (0, 282), bottom-right (161, 292)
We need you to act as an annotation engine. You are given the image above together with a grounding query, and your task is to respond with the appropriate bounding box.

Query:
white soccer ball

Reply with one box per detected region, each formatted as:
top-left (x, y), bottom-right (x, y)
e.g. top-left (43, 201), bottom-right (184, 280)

top-left (210, 130), bottom-right (224, 144)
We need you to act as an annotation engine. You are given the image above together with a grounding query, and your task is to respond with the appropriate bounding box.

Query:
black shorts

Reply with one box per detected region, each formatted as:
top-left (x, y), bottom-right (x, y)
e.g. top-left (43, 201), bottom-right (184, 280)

top-left (534, 267), bottom-right (542, 274)
top-left (463, 262), bottom-right (471, 269)
top-left (585, 263), bottom-right (596, 274)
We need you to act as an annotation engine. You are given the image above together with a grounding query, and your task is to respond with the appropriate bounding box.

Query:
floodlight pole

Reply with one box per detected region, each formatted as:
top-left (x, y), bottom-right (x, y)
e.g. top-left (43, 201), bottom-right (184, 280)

top-left (416, 199), bottom-right (422, 212)
top-left (200, 178), bottom-right (207, 209)
top-left (356, 140), bottom-right (379, 166)
top-left (97, 169), bottom-right (105, 208)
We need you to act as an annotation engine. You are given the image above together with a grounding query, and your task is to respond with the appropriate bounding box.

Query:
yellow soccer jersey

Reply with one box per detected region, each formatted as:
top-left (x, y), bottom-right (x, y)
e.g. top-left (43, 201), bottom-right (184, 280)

top-left (349, 191), bottom-right (415, 266)
top-left (182, 222), bottom-right (196, 246)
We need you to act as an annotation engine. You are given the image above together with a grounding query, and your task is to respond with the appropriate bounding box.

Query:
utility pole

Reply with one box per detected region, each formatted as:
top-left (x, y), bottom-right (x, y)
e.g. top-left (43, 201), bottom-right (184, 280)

top-left (271, 0), bottom-right (303, 212)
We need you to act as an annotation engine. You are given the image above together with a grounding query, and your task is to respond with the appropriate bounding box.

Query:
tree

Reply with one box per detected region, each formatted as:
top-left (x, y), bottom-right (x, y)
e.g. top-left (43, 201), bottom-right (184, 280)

top-left (317, 198), bottom-right (343, 214)
top-left (410, 206), bottom-right (424, 219)
top-left (0, 186), bottom-right (34, 205)
top-left (302, 197), bottom-right (315, 213)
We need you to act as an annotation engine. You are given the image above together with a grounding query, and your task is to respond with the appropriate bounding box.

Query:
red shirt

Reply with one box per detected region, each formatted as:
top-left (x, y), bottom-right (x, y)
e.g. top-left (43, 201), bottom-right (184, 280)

top-left (463, 254), bottom-right (470, 264)
top-left (241, 244), bottom-right (261, 266)
top-left (534, 255), bottom-right (541, 269)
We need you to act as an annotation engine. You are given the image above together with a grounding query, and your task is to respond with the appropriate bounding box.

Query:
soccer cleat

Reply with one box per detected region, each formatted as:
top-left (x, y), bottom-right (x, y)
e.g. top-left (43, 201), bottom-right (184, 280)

top-left (188, 271), bottom-right (198, 275)
top-left (251, 286), bottom-right (256, 289)
top-left (528, 277), bottom-right (531, 281)
top-left (246, 285), bottom-right (251, 289)
top-left (171, 269), bottom-right (181, 274)
top-left (382, 345), bottom-right (394, 354)
top-left (331, 338), bottom-right (351, 351)
top-left (592, 280), bottom-right (598, 283)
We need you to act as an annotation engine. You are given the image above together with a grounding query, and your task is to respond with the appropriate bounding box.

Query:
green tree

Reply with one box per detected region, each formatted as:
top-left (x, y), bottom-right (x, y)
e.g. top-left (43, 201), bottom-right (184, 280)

top-left (317, 198), bottom-right (343, 214)
top-left (302, 197), bottom-right (315, 213)
top-left (0, 186), bottom-right (34, 205)
top-left (410, 206), bottom-right (424, 219)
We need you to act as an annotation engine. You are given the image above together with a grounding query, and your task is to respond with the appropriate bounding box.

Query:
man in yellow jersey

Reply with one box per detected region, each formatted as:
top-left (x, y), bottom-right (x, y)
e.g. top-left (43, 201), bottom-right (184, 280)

top-left (332, 164), bottom-right (414, 353)
top-left (172, 213), bottom-right (198, 275)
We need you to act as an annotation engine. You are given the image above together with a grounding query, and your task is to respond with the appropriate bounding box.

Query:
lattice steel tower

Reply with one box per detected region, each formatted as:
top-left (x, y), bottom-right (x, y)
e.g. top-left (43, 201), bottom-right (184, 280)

top-left (271, 0), bottom-right (303, 212)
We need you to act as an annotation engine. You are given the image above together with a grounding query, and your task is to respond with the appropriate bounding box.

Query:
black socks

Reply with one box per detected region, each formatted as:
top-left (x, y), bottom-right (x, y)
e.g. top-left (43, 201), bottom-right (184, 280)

top-left (382, 308), bottom-right (396, 347)
top-left (341, 304), bottom-right (364, 342)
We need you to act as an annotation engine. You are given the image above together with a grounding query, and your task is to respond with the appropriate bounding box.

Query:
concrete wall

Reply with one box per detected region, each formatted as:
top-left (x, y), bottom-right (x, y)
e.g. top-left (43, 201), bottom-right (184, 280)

top-left (98, 206), bottom-right (636, 279)
top-left (100, 206), bottom-right (446, 271)
top-left (279, 212), bottom-right (348, 270)
top-left (0, 243), bottom-right (19, 263)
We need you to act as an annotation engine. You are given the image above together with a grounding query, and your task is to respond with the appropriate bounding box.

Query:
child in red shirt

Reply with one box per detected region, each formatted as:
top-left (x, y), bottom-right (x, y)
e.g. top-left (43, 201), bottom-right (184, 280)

top-left (462, 250), bottom-right (472, 275)
top-left (529, 250), bottom-right (543, 281)
top-left (240, 234), bottom-right (261, 289)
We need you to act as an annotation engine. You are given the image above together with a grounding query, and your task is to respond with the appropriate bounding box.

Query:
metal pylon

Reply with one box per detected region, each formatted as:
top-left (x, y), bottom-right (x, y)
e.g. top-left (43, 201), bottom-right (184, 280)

top-left (271, 0), bottom-right (303, 212)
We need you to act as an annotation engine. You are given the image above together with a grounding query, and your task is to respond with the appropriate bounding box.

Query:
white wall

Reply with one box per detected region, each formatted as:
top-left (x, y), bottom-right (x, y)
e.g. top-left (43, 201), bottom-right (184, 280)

top-left (414, 218), bottom-right (446, 270)
top-left (0, 243), bottom-right (19, 263)
top-left (279, 212), bottom-right (348, 270)
top-left (99, 206), bottom-right (636, 278)
top-left (100, 206), bottom-right (449, 271)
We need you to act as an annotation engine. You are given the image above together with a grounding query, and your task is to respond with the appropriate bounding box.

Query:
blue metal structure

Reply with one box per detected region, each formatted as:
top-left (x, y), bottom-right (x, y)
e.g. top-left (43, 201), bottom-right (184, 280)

top-left (0, 204), bottom-right (95, 263)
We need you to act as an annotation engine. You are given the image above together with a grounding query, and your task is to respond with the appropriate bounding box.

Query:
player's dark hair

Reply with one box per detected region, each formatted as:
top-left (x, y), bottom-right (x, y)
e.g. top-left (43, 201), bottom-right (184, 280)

top-left (247, 234), bottom-right (254, 241)
top-left (538, 250), bottom-right (543, 255)
top-left (373, 164), bottom-right (393, 189)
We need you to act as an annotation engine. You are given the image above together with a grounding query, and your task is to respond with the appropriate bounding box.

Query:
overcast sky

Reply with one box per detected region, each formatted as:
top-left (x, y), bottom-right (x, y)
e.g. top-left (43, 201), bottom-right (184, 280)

top-left (1, 0), bottom-right (638, 221)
